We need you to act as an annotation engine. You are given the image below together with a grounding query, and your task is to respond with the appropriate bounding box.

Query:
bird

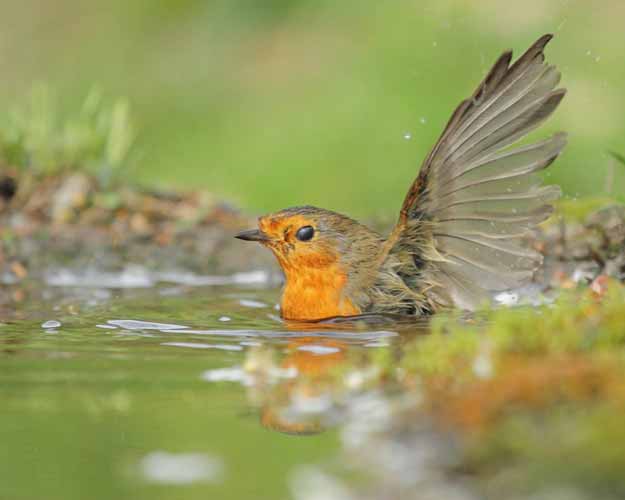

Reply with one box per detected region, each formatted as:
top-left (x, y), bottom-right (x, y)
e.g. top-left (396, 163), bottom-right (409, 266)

top-left (236, 34), bottom-right (567, 321)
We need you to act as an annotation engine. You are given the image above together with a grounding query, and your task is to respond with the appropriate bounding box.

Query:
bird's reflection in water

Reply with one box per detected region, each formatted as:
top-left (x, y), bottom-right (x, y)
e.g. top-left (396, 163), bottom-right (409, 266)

top-left (243, 314), bottom-right (431, 435)
top-left (258, 338), bottom-right (345, 435)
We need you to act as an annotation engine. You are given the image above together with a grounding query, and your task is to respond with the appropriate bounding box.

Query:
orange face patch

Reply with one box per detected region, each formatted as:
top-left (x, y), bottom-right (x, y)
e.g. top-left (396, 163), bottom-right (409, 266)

top-left (258, 214), bottom-right (312, 244)
top-left (258, 214), bottom-right (336, 266)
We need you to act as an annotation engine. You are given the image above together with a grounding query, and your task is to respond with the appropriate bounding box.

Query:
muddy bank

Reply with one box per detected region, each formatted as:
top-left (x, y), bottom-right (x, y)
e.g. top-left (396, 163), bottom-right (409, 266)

top-left (0, 171), bottom-right (282, 314)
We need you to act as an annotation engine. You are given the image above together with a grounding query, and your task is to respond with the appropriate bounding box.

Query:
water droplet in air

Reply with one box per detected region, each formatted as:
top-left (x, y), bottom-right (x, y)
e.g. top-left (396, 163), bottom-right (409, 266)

top-left (42, 320), bottom-right (61, 328)
top-left (419, 117), bottom-right (427, 124)
top-left (403, 132), bottom-right (412, 140)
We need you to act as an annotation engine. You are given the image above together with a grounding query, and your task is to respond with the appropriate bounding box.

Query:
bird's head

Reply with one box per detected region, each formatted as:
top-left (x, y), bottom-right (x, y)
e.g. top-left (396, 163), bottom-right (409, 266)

top-left (236, 205), bottom-right (386, 285)
top-left (236, 206), bottom-right (382, 319)
top-left (236, 206), bottom-right (365, 273)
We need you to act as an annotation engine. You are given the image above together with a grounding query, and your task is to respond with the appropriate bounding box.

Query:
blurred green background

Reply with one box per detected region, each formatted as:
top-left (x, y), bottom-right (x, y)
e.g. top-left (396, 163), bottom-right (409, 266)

top-left (1, 0), bottom-right (624, 217)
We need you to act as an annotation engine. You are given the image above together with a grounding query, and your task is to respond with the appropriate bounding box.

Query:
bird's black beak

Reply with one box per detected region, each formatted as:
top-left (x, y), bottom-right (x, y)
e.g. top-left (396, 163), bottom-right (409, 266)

top-left (235, 229), bottom-right (270, 242)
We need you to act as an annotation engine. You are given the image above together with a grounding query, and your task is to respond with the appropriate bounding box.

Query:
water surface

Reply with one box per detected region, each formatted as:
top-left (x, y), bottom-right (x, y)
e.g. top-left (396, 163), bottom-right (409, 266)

top-left (1, 280), bottom-right (426, 500)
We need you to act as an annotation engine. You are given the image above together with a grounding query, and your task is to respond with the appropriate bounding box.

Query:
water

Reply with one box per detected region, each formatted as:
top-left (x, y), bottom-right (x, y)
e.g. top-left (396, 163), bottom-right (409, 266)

top-left (0, 282), bottom-right (428, 500)
top-left (3, 272), bottom-right (623, 500)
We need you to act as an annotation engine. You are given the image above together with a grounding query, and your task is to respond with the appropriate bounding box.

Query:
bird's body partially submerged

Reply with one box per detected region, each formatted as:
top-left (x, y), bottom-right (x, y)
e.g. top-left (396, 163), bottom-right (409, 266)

top-left (236, 35), bottom-right (567, 321)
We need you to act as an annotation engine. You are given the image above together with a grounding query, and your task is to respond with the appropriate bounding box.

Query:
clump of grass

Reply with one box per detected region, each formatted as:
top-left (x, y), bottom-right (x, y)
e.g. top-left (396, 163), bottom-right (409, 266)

top-left (0, 84), bottom-right (135, 184)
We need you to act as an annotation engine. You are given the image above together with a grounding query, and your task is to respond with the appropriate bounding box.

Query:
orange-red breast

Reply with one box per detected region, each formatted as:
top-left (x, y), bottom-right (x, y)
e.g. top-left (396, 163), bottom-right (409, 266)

top-left (236, 34), bottom-right (567, 321)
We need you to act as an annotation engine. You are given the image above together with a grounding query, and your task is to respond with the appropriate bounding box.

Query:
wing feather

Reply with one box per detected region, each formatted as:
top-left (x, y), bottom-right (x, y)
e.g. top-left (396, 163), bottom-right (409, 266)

top-left (386, 34), bottom-right (567, 310)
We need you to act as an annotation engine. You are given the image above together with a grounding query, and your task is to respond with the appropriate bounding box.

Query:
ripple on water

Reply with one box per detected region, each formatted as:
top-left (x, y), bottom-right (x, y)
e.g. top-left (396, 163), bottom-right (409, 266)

top-left (174, 329), bottom-right (398, 342)
top-left (45, 267), bottom-right (272, 289)
top-left (200, 367), bottom-right (252, 384)
top-left (107, 320), bottom-right (188, 330)
top-left (238, 299), bottom-right (268, 308)
top-left (161, 342), bottom-right (243, 351)
top-left (139, 451), bottom-right (224, 485)
top-left (296, 345), bottom-right (342, 355)
top-left (41, 320), bottom-right (62, 328)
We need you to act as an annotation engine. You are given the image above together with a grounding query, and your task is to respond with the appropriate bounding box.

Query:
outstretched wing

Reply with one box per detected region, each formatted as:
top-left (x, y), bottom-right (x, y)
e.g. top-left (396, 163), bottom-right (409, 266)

top-left (390, 34), bottom-right (567, 310)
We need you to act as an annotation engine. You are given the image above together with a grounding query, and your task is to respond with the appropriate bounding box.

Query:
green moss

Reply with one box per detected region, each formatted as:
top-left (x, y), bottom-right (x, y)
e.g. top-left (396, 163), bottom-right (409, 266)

top-left (401, 283), bottom-right (625, 378)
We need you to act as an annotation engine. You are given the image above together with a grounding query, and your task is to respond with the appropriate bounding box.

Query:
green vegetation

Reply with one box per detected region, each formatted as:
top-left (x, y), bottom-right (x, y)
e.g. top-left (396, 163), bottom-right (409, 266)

top-left (0, 0), bottom-right (623, 216)
top-left (0, 84), bottom-right (134, 184)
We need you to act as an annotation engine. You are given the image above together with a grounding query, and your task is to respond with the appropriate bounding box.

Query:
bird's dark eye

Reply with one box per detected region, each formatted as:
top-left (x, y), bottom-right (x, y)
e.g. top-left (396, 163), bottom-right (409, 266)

top-left (295, 225), bottom-right (315, 242)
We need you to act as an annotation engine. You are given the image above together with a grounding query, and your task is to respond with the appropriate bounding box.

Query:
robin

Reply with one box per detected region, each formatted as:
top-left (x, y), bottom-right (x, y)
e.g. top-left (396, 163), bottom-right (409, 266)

top-left (236, 34), bottom-right (566, 321)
